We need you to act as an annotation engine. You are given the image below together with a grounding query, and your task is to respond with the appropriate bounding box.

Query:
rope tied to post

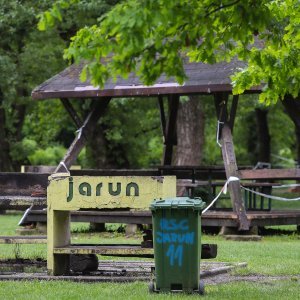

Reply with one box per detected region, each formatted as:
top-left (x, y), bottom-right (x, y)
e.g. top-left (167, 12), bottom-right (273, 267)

top-left (216, 120), bottom-right (224, 148)
top-left (202, 177), bottom-right (300, 214)
top-left (202, 176), bottom-right (239, 214)
top-left (76, 124), bottom-right (86, 140)
top-left (58, 161), bottom-right (69, 174)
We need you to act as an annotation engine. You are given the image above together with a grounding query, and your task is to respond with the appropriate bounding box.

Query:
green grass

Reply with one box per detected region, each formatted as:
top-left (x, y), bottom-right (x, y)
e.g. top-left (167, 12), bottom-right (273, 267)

top-left (0, 213), bottom-right (299, 299)
top-left (0, 280), bottom-right (299, 300)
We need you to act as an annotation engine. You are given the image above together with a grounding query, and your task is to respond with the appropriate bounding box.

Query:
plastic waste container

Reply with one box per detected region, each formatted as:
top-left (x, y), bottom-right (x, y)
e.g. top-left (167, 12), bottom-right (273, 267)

top-left (149, 197), bottom-right (206, 294)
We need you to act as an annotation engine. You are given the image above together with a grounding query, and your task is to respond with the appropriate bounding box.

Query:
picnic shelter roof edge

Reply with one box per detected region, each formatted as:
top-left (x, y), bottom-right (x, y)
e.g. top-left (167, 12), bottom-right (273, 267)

top-left (32, 60), bottom-right (262, 100)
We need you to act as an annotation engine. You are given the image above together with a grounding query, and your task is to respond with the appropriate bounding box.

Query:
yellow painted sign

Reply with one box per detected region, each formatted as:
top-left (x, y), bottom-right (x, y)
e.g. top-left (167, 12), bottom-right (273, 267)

top-left (48, 174), bottom-right (176, 210)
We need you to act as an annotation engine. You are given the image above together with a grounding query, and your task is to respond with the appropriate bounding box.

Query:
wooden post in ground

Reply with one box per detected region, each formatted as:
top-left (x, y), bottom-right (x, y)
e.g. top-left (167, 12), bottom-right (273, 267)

top-left (221, 124), bottom-right (250, 230)
top-left (215, 93), bottom-right (249, 231)
top-left (47, 208), bottom-right (70, 275)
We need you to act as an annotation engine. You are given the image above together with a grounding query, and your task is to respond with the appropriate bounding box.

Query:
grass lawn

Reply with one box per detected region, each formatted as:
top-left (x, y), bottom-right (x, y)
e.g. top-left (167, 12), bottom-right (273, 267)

top-left (0, 213), bottom-right (299, 299)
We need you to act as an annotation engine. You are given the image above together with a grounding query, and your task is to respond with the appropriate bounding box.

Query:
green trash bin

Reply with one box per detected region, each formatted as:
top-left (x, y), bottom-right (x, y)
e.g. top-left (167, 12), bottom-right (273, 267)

top-left (149, 197), bottom-right (206, 294)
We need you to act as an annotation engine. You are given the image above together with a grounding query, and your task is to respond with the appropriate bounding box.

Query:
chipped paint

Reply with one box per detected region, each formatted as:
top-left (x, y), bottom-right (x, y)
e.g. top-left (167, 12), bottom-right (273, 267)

top-left (47, 176), bottom-right (176, 210)
top-left (47, 175), bottom-right (176, 275)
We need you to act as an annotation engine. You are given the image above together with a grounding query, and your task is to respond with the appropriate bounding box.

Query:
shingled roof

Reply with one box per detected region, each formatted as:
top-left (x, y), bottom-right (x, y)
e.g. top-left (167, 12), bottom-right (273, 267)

top-left (32, 59), bottom-right (261, 100)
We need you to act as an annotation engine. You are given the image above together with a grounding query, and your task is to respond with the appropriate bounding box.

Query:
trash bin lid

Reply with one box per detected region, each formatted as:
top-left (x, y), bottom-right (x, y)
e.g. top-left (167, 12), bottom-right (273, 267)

top-left (150, 197), bottom-right (206, 211)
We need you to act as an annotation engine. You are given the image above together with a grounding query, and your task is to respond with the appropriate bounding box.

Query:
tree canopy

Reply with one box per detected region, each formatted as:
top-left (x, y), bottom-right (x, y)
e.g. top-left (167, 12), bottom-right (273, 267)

top-left (40, 0), bottom-right (300, 104)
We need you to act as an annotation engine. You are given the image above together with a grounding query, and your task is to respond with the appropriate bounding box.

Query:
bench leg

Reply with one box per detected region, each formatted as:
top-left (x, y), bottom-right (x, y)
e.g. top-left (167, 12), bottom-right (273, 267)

top-left (48, 210), bottom-right (70, 275)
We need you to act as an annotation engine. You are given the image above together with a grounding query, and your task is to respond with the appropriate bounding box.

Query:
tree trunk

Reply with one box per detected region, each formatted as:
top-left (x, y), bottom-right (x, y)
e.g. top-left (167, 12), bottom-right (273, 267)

top-left (86, 123), bottom-right (129, 169)
top-left (255, 108), bottom-right (271, 163)
top-left (0, 93), bottom-right (13, 171)
top-left (174, 95), bottom-right (205, 166)
top-left (174, 96), bottom-right (205, 195)
top-left (282, 95), bottom-right (300, 166)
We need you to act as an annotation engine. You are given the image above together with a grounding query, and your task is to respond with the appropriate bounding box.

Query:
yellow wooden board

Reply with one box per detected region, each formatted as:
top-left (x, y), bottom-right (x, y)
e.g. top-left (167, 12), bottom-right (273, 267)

top-left (48, 174), bottom-right (176, 210)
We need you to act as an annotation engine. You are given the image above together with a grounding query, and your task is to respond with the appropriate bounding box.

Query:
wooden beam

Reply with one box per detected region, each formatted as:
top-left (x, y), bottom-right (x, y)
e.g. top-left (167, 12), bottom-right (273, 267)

top-left (157, 95), bottom-right (166, 140)
top-left (221, 124), bottom-right (250, 231)
top-left (239, 168), bottom-right (300, 180)
top-left (229, 95), bottom-right (239, 132)
top-left (55, 98), bottom-right (111, 173)
top-left (214, 92), bottom-right (229, 121)
top-left (60, 98), bottom-right (83, 129)
top-left (162, 95), bottom-right (179, 165)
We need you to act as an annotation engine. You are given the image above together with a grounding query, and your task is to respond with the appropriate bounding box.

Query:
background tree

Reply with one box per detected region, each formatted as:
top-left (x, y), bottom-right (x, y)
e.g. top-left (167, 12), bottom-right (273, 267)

top-left (40, 0), bottom-right (299, 103)
top-left (38, 0), bottom-right (300, 168)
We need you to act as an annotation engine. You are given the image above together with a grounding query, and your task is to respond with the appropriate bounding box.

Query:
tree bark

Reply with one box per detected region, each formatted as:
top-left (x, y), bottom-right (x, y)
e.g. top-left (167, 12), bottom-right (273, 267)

top-left (174, 95), bottom-right (205, 166)
top-left (86, 123), bottom-right (130, 169)
top-left (282, 95), bottom-right (300, 166)
top-left (255, 108), bottom-right (271, 163)
top-left (0, 93), bottom-right (13, 171)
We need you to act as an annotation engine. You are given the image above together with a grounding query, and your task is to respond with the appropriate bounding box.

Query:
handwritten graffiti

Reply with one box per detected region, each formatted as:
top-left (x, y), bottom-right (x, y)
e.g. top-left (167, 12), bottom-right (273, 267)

top-left (67, 177), bottom-right (139, 202)
top-left (156, 218), bottom-right (194, 267)
top-left (166, 244), bottom-right (183, 267)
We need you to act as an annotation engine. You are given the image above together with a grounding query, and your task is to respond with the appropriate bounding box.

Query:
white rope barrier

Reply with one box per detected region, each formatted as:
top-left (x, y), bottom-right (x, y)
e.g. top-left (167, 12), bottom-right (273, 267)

top-left (216, 120), bottom-right (224, 148)
top-left (58, 161), bottom-right (69, 174)
top-left (202, 177), bottom-right (300, 214)
top-left (202, 176), bottom-right (239, 214)
top-left (272, 183), bottom-right (300, 189)
top-left (76, 124), bottom-right (85, 140)
top-left (241, 186), bottom-right (300, 201)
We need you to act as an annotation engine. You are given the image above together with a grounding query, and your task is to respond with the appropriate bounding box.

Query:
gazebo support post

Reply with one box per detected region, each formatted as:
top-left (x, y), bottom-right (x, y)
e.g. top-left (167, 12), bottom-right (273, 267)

top-left (60, 98), bottom-right (83, 129)
top-left (55, 98), bottom-right (111, 173)
top-left (157, 95), bottom-right (167, 139)
top-left (214, 93), bottom-right (250, 231)
top-left (162, 95), bottom-right (179, 165)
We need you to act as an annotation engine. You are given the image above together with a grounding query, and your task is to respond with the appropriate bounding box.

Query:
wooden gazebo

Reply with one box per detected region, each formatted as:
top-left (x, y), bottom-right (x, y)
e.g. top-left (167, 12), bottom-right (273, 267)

top-left (30, 59), bottom-right (300, 232)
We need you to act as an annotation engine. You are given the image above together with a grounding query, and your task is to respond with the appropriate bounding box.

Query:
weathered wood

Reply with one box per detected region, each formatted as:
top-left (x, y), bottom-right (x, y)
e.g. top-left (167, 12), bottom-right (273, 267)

top-left (48, 210), bottom-right (71, 275)
top-left (0, 236), bottom-right (46, 244)
top-left (229, 95), bottom-right (239, 132)
top-left (60, 98), bottom-right (83, 129)
top-left (0, 172), bottom-right (48, 196)
top-left (0, 196), bottom-right (46, 210)
top-left (53, 244), bottom-right (153, 256)
top-left (221, 124), bottom-right (250, 230)
top-left (157, 95), bottom-right (166, 139)
top-left (48, 175), bottom-right (176, 210)
top-left (239, 168), bottom-right (300, 180)
top-left (55, 98), bottom-right (111, 173)
top-left (163, 95), bottom-right (179, 165)
top-left (18, 209), bottom-right (300, 229)
top-left (214, 92), bottom-right (228, 121)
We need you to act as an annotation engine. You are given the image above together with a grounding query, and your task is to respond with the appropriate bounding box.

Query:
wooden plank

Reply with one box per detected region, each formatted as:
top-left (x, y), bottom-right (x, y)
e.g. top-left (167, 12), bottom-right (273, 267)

top-left (229, 95), bottom-right (239, 132)
top-left (55, 98), bottom-right (111, 173)
top-left (221, 124), bottom-right (250, 230)
top-left (22, 209), bottom-right (300, 228)
top-left (0, 196), bottom-right (46, 210)
top-left (70, 169), bottom-right (160, 177)
top-left (239, 168), bottom-right (300, 180)
top-left (214, 92), bottom-right (228, 121)
top-left (162, 95), bottom-right (179, 165)
top-left (48, 175), bottom-right (176, 210)
top-left (157, 95), bottom-right (167, 139)
top-left (0, 236), bottom-right (46, 244)
top-left (53, 245), bottom-right (153, 256)
top-left (0, 173), bottom-right (48, 196)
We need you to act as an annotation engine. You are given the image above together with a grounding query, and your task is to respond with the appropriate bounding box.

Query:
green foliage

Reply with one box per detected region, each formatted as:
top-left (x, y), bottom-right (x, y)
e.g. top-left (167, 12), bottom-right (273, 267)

top-left (0, 0), bottom-right (121, 169)
top-left (101, 97), bottom-right (163, 167)
top-left (41, 1), bottom-right (299, 103)
top-left (232, 0), bottom-right (300, 103)
top-left (28, 145), bottom-right (66, 165)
